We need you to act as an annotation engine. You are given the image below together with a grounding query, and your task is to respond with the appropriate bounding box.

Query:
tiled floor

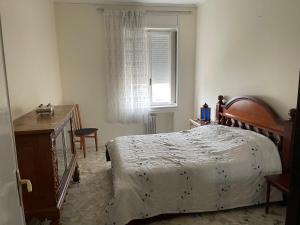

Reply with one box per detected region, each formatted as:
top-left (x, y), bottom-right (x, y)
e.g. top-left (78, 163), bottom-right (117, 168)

top-left (61, 147), bottom-right (286, 225)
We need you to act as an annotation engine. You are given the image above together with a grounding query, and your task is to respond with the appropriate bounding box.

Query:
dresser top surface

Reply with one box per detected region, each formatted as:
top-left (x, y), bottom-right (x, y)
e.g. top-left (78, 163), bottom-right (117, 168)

top-left (13, 105), bottom-right (74, 135)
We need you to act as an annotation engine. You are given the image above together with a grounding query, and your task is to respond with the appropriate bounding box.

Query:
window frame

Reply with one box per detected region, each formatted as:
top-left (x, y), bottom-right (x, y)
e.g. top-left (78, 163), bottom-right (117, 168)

top-left (146, 28), bottom-right (179, 110)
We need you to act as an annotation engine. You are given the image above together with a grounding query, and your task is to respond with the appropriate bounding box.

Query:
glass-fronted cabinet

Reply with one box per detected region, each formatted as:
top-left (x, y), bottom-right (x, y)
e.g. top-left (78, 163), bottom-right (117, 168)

top-left (14, 105), bottom-right (79, 223)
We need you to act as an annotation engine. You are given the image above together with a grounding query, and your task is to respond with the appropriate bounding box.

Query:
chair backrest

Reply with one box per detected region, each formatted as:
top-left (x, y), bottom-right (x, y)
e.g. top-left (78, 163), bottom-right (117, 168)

top-left (72, 104), bottom-right (82, 131)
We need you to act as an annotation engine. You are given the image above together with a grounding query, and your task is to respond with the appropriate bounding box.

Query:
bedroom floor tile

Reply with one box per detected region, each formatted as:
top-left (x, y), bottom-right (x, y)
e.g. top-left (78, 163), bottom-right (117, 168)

top-left (61, 147), bottom-right (286, 225)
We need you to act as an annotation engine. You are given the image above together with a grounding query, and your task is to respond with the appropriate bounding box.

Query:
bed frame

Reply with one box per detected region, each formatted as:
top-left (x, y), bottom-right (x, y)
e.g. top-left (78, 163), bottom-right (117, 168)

top-left (127, 95), bottom-right (296, 225)
top-left (216, 95), bottom-right (296, 174)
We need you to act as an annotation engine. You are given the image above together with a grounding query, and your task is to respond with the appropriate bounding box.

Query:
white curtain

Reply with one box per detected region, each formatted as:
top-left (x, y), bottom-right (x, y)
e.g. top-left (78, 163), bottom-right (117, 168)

top-left (104, 9), bottom-right (150, 123)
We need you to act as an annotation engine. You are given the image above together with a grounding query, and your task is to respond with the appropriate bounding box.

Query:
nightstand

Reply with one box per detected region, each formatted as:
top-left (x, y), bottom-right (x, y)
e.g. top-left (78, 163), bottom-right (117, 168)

top-left (189, 119), bottom-right (214, 128)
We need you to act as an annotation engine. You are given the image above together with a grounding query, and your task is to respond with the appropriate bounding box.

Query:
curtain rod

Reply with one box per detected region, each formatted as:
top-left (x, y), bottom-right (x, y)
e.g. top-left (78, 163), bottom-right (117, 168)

top-left (96, 8), bottom-right (192, 14)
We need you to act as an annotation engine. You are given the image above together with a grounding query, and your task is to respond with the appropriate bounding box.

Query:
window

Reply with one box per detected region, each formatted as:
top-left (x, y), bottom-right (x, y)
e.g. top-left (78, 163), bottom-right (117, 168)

top-left (147, 29), bottom-right (177, 108)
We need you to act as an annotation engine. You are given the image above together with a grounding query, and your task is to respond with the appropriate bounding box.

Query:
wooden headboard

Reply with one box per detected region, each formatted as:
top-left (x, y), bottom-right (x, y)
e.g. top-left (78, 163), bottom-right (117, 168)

top-left (216, 95), bottom-right (296, 174)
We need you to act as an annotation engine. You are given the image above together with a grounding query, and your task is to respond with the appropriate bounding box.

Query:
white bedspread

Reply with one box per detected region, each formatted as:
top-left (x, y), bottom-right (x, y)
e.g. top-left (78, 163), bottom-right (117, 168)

top-left (105, 125), bottom-right (282, 225)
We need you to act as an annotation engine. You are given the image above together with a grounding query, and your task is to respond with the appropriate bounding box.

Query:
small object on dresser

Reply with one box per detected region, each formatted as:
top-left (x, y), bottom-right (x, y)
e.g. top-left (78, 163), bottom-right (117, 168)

top-left (200, 103), bottom-right (211, 122)
top-left (35, 103), bottom-right (54, 117)
top-left (189, 119), bottom-right (213, 128)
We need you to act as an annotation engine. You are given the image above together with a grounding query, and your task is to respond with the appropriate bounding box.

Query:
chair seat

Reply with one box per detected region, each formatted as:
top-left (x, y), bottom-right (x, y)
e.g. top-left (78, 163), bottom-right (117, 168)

top-left (74, 128), bottom-right (98, 136)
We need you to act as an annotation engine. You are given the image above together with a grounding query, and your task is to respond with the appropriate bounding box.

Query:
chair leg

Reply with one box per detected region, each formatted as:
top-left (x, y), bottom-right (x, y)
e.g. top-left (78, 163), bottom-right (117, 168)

top-left (69, 132), bottom-right (75, 153)
top-left (81, 137), bottom-right (86, 158)
top-left (80, 138), bottom-right (83, 150)
top-left (95, 131), bottom-right (98, 152)
top-left (265, 181), bottom-right (271, 214)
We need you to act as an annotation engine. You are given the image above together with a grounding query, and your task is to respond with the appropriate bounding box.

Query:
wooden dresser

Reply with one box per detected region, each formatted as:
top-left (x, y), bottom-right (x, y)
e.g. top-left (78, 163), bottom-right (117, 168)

top-left (14, 105), bottom-right (80, 225)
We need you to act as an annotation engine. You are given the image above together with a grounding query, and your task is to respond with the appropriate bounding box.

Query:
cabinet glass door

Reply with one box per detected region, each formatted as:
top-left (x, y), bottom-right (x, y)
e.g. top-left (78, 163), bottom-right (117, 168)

top-left (56, 120), bottom-right (73, 181)
top-left (64, 120), bottom-right (73, 169)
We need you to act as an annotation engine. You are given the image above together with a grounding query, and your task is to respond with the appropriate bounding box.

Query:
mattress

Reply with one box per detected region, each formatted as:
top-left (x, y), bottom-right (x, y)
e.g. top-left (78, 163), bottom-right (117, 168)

top-left (105, 125), bottom-right (282, 225)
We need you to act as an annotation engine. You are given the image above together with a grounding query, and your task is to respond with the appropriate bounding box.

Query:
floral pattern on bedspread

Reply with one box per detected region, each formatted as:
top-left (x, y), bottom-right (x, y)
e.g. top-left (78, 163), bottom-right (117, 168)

top-left (104, 125), bottom-right (282, 225)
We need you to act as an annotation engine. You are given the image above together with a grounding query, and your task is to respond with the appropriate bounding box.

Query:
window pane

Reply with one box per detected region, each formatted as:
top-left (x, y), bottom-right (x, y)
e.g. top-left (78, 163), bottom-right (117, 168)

top-left (152, 83), bottom-right (171, 103)
top-left (149, 30), bottom-right (176, 106)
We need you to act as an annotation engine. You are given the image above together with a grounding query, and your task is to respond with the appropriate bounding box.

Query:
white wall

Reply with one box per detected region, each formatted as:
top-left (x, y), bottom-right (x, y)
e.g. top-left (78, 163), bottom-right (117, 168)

top-left (0, 0), bottom-right (62, 118)
top-left (195, 0), bottom-right (300, 119)
top-left (55, 3), bottom-right (196, 143)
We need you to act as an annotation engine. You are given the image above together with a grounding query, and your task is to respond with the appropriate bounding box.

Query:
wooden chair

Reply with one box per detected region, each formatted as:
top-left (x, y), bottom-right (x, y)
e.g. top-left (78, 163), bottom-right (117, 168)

top-left (265, 174), bottom-right (290, 214)
top-left (71, 104), bottom-right (98, 158)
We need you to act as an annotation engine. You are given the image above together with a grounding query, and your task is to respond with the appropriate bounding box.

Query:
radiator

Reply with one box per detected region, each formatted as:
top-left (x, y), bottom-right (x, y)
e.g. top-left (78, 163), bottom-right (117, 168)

top-left (147, 113), bottom-right (157, 134)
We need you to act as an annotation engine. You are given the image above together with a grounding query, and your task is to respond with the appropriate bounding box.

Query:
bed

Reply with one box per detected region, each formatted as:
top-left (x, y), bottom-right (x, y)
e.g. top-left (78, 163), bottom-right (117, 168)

top-left (104, 96), bottom-right (296, 225)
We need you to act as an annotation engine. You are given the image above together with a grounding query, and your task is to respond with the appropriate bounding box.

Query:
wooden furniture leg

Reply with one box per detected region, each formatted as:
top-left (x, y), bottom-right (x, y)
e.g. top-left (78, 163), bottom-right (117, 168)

top-left (265, 181), bottom-right (271, 214)
top-left (80, 137), bottom-right (83, 151)
top-left (69, 132), bottom-right (74, 153)
top-left (81, 137), bottom-right (86, 158)
top-left (73, 163), bottom-right (80, 183)
top-left (265, 174), bottom-right (290, 214)
top-left (95, 131), bottom-right (98, 152)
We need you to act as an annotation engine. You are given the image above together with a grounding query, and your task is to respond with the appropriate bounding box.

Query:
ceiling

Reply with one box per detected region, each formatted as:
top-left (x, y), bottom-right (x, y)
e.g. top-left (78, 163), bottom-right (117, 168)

top-left (54, 0), bottom-right (206, 6)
